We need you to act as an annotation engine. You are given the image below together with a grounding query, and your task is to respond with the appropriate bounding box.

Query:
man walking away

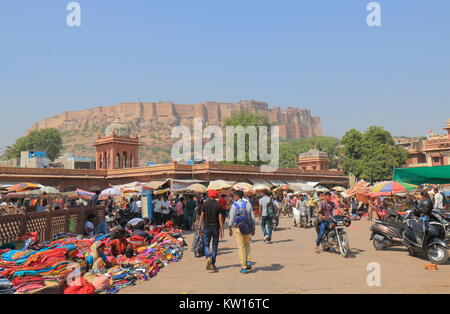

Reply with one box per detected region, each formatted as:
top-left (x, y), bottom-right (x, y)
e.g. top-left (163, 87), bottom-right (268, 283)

top-left (185, 195), bottom-right (196, 230)
top-left (259, 191), bottom-right (274, 242)
top-left (228, 190), bottom-right (256, 274)
top-left (218, 194), bottom-right (228, 225)
top-left (198, 190), bottom-right (224, 272)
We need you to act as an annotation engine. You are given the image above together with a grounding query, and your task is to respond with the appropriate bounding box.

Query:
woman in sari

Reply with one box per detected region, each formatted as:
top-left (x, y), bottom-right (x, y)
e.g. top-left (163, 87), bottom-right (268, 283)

top-left (86, 241), bottom-right (111, 272)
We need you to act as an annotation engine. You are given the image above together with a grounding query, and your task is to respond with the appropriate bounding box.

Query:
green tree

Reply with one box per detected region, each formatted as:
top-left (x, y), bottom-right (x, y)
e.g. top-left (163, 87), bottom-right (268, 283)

top-left (222, 111), bottom-right (274, 166)
top-left (341, 126), bottom-right (408, 182)
top-left (279, 137), bottom-right (342, 169)
top-left (6, 128), bottom-right (63, 161)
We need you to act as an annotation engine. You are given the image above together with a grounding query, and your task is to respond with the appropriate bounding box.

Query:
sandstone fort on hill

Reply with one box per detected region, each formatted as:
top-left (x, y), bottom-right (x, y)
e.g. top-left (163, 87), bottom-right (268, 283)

top-left (28, 100), bottom-right (322, 165)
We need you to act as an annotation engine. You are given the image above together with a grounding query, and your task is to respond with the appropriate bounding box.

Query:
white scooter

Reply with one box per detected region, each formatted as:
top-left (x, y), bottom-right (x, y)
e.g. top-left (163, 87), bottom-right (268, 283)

top-left (293, 207), bottom-right (310, 228)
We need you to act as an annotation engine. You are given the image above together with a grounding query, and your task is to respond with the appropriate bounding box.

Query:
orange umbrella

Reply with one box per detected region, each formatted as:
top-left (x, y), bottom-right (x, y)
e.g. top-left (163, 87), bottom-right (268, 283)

top-left (7, 183), bottom-right (42, 193)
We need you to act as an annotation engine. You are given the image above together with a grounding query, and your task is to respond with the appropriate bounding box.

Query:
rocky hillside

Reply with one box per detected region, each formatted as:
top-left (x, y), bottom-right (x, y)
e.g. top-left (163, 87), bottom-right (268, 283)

top-left (28, 101), bottom-right (322, 165)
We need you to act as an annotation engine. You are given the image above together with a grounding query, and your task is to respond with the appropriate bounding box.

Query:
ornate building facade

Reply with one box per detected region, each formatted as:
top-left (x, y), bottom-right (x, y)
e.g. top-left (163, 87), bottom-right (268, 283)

top-left (397, 119), bottom-right (450, 167)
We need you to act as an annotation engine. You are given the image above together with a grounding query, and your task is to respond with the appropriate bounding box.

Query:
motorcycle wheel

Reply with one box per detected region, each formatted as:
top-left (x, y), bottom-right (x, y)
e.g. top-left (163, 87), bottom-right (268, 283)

top-left (339, 233), bottom-right (350, 258)
top-left (427, 245), bottom-right (449, 265)
top-left (301, 217), bottom-right (308, 228)
top-left (373, 238), bottom-right (387, 251)
top-left (407, 247), bottom-right (417, 257)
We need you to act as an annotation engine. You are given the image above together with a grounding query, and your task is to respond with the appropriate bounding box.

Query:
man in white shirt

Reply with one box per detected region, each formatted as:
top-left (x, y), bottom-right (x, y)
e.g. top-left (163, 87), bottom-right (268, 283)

top-left (153, 196), bottom-right (163, 224)
top-left (84, 214), bottom-right (96, 237)
top-left (296, 194), bottom-right (311, 226)
top-left (129, 198), bottom-right (140, 215)
top-left (136, 198), bottom-right (142, 213)
top-left (434, 189), bottom-right (444, 210)
top-left (161, 196), bottom-right (171, 224)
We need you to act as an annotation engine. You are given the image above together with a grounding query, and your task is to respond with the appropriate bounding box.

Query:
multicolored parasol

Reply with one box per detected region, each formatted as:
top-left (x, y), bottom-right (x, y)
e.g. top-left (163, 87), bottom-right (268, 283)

top-left (370, 181), bottom-right (418, 196)
top-left (7, 183), bottom-right (42, 193)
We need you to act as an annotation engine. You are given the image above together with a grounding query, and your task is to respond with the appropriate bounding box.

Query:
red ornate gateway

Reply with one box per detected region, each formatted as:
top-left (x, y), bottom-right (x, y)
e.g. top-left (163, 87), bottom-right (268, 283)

top-left (94, 119), bottom-right (140, 170)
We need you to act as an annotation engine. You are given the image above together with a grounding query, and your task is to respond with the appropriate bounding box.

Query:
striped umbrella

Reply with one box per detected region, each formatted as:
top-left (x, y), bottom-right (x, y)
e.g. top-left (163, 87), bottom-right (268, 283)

top-left (76, 189), bottom-right (96, 200)
top-left (370, 181), bottom-right (418, 196)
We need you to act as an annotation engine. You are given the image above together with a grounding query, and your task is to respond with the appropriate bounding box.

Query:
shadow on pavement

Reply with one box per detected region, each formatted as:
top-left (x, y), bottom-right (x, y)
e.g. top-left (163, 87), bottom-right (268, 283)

top-left (217, 264), bottom-right (242, 271)
top-left (252, 263), bottom-right (284, 273)
top-left (347, 248), bottom-right (365, 259)
top-left (268, 239), bottom-right (294, 244)
top-left (274, 227), bottom-right (291, 231)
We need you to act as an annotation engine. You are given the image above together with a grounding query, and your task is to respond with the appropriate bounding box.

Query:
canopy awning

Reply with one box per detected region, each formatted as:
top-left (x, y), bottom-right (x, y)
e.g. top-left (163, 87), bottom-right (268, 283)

top-left (266, 179), bottom-right (286, 187)
top-left (394, 165), bottom-right (450, 185)
top-left (171, 179), bottom-right (205, 192)
top-left (142, 179), bottom-right (170, 190)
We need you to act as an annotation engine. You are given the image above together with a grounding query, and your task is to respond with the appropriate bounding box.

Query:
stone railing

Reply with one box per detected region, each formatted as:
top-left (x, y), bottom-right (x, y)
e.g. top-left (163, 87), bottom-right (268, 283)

top-left (0, 206), bottom-right (105, 245)
top-left (106, 162), bottom-right (347, 178)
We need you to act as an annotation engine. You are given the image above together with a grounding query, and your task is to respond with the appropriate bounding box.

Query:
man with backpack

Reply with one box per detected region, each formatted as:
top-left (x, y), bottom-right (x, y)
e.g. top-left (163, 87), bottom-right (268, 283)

top-left (259, 191), bottom-right (275, 243)
top-left (228, 190), bottom-right (256, 274)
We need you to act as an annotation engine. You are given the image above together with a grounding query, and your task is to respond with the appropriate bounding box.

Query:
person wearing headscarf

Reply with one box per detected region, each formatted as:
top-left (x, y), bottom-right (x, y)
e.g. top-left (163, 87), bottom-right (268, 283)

top-left (86, 241), bottom-right (110, 272)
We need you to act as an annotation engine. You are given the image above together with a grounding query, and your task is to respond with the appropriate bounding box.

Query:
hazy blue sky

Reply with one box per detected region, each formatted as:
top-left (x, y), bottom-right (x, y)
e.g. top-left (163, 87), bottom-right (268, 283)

top-left (1, 0), bottom-right (449, 152)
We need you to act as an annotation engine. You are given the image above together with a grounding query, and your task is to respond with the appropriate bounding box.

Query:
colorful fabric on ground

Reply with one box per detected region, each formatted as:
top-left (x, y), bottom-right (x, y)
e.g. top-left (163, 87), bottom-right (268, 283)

top-left (0, 228), bottom-right (184, 294)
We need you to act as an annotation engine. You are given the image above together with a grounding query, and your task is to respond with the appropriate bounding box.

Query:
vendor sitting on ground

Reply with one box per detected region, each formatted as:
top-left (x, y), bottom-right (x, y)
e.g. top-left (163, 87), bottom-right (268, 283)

top-left (86, 241), bottom-right (111, 272)
top-left (85, 214), bottom-right (96, 237)
top-left (109, 226), bottom-right (132, 257)
top-left (85, 214), bottom-right (110, 237)
top-left (127, 218), bottom-right (153, 242)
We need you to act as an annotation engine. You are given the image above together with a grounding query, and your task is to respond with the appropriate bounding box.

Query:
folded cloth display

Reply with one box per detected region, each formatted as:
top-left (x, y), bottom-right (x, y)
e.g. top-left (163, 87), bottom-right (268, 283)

top-left (0, 277), bottom-right (15, 294)
top-left (0, 227), bottom-right (184, 294)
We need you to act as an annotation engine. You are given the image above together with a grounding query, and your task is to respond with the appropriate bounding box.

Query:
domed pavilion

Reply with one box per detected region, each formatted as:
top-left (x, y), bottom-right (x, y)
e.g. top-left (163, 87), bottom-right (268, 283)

top-left (94, 119), bottom-right (140, 170)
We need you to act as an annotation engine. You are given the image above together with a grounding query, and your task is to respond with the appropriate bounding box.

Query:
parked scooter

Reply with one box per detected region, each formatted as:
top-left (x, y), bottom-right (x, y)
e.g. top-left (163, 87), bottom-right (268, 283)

top-left (403, 210), bottom-right (449, 265)
top-left (370, 211), bottom-right (407, 250)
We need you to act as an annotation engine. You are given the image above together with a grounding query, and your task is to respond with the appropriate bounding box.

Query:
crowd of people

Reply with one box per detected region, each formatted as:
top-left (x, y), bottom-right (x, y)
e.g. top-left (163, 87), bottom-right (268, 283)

top-left (182, 186), bottom-right (449, 274)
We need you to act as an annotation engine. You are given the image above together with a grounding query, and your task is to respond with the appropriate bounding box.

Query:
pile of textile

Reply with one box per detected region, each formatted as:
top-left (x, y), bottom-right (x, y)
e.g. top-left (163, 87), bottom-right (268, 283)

top-left (0, 227), bottom-right (184, 294)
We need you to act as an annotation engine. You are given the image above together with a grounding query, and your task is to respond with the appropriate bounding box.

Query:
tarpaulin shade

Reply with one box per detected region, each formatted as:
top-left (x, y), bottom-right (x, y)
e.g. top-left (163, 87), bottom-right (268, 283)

top-left (393, 165), bottom-right (450, 185)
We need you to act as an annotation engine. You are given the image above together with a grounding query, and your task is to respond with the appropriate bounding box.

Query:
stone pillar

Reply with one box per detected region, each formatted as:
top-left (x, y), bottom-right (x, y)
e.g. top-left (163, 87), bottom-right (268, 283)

top-left (133, 151), bottom-right (139, 168)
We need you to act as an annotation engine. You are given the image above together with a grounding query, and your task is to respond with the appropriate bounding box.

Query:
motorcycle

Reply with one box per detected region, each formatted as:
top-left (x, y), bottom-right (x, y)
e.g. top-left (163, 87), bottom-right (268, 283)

top-left (282, 204), bottom-right (294, 218)
top-left (299, 208), bottom-right (310, 228)
top-left (272, 209), bottom-right (280, 231)
top-left (370, 211), bottom-right (406, 250)
top-left (321, 215), bottom-right (352, 258)
top-left (403, 210), bottom-right (449, 265)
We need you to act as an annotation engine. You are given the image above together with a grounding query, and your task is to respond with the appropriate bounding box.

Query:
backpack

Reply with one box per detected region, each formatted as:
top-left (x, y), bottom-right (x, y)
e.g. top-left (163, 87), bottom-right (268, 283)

top-left (233, 201), bottom-right (254, 235)
top-left (266, 199), bottom-right (275, 218)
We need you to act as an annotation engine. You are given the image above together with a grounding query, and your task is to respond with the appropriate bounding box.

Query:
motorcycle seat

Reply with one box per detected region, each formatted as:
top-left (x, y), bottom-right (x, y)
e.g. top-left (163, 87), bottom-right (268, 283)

top-left (382, 221), bottom-right (404, 230)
